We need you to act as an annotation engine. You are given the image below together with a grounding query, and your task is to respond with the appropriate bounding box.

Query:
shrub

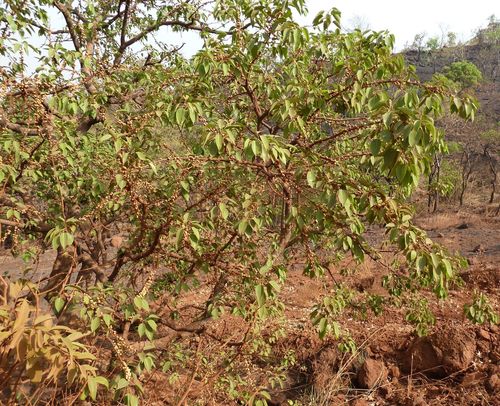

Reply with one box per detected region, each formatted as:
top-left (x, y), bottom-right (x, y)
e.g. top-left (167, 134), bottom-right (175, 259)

top-left (0, 0), bottom-right (483, 403)
top-left (441, 61), bottom-right (483, 89)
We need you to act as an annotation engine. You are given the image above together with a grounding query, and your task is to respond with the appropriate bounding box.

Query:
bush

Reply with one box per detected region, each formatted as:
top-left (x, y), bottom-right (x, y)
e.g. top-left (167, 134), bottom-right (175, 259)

top-left (441, 61), bottom-right (483, 89)
top-left (0, 280), bottom-right (99, 402)
top-left (430, 73), bottom-right (459, 92)
top-left (0, 0), bottom-right (483, 403)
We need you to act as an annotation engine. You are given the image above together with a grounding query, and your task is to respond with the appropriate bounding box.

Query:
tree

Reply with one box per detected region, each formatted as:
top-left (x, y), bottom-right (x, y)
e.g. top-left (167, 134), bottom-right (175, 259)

top-left (0, 0), bottom-right (484, 403)
top-left (446, 31), bottom-right (457, 47)
top-left (426, 36), bottom-right (440, 51)
top-left (408, 32), bottom-right (427, 60)
top-left (441, 61), bottom-right (483, 89)
top-left (347, 14), bottom-right (370, 32)
top-left (472, 15), bottom-right (500, 45)
top-left (425, 36), bottom-right (441, 74)
top-left (480, 129), bottom-right (500, 204)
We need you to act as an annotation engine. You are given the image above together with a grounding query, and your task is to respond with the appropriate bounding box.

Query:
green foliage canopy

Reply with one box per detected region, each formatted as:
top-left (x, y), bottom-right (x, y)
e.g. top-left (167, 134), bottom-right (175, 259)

top-left (0, 0), bottom-right (482, 403)
top-left (441, 61), bottom-right (483, 89)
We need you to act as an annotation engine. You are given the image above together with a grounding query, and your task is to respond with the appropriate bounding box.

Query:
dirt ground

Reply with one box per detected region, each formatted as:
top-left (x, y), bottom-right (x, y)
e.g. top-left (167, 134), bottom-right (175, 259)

top-left (1, 199), bottom-right (498, 405)
top-left (135, 197), bottom-right (499, 405)
top-left (267, 200), bottom-right (500, 405)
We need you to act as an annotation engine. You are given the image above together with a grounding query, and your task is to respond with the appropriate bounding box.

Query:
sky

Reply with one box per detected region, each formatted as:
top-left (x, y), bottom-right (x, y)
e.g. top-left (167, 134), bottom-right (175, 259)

top-left (304, 0), bottom-right (499, 50)
top-left (167, 0), bottom-right (500, 56)
top-left (2, 0), bottom-right (499, 70)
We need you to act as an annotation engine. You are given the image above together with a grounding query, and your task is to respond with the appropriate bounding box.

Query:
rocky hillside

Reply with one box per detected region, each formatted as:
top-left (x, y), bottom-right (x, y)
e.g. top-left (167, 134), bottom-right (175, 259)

top-left (404, 43), bottom-right (500, 120)
top-left (404, 43), bottom-right (499, 83)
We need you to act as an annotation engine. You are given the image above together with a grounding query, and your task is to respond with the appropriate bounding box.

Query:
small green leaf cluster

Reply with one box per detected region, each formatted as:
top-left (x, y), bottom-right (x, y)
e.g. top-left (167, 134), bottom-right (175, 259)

top-left (428, 160), bottom-right (461, 199)
top-left (405, 297), bottom-right (436, 337)
top-left (311, 286), bottom-right (355, 343)
top-left (464, 291), bottom-right (499, 325)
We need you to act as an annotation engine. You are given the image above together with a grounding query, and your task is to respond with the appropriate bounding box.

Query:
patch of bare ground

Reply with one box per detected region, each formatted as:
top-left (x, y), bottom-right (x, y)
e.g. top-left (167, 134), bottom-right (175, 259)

top-left (232, 198), bottom-right (499, 405)
top-left (2, 202), bottom-right (498, 405)
top-left (268, 202), bottom-right (499, 405)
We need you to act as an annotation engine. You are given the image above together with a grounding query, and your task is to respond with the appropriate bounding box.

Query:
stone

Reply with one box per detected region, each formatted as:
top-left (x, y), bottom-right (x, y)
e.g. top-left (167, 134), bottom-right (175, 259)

top-left (490, 349), bottom-right (500, 363)
top-left (378, 385), bottom-right (391, 397)
top-left (477, 328), bottom-right (491, 341)
top-left (461, 371), bottom-right (486, 387)
top-left (110, 235), bottom-right (123, 248)
top-left (472, 244), bottom-right (485, 253)
top-left (409, 393), bottom-right (428, 406)
top-left (355, 276), bottom-right (375, 292)
top-left (467, 257), bottom-right (478, 266)
top-left (311, 346), bottom-right (339, 393)
top-left (389, 365), bottom-right (401, 379)
top-left (403, 325), bottom-right (476, 377)
top-left (486, 374), bottom-right (500, 393)
top-left (357, 358), bottom-right (387, 389)
top-left (456, 222), bottom-right (469, 230)
top-left (351, 399), bottom-right (369, 406)
top-left (268, 392), bottom-right (288, 406)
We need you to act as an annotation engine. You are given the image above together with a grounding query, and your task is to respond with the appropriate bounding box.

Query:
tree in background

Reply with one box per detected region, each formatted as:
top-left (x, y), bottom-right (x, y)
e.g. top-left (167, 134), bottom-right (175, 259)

top-left (0, 0), bottom-right (486, 404)
top-left (476, 14), bottom-right (500, 44)
top-left (441, 61), bottom-right (483, 89)
top-left (446, 31), bottom-right (457, 47)
top-left (407, 32), bottom-right (427, 60)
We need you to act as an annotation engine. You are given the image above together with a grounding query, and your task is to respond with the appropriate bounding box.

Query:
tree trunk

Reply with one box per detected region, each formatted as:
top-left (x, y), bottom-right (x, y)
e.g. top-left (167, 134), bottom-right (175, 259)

top-left (41, 246), bottom-right (77, 300)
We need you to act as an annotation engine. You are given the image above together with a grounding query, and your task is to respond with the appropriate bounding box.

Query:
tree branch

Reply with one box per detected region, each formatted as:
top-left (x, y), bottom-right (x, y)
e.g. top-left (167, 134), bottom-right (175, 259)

top-left (0, 110), bottom-right (40, 136)
top-left (53, 1), bottom-right (81, 52)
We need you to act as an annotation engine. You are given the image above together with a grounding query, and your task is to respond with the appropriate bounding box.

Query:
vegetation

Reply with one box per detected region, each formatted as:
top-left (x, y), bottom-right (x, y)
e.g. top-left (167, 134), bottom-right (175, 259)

top-left (0, 0), bottom-right (488, 404)
top-left (441, 61), bottom-right (483, 89)
top-left (472, 14), bottom-right (500, 45)
top-left (427, 158), bottom-right (461, 211)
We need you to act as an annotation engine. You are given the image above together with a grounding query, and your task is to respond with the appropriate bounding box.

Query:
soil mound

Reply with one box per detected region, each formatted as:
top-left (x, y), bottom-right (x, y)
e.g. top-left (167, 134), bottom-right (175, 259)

top-left (403, 325), bottom-right (476, 377)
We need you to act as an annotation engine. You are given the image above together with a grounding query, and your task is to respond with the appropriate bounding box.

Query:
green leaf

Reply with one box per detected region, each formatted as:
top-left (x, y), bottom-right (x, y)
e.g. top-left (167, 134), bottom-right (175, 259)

top-left (99, 133), bottom-right (112, 142)
top-left (94, 376), bottom-right (109, 389)
top-left (116, 378), bottom-right (129, 390)
top-left (238, 220), bottom-right (248, 235)
top-left (408, 130), bottom-right (417, 147)
top-left (90, 317), bottom-right (100, 332)
top-left (138, 322), bottom-right (146, 337)
top-left (383, 111), bottom-right (392, 127)
top-left (146, 318), bottom-right (157, 331)
top-left (383, 148), bottom-right (399, 170)
top-left (219, 203), bottom-right (229, 220)
top-left (115, 174), bottom-right (126, 189)
top-left (124, 394), bottom-right (139, 406)
top-left (87, 376), bottom-right (97, 400)
top-left (318, 317), bottom-right (328, 339)
top-left (175, 108), bottom-right (186, 126)
top-left (255, 285), bottom-right (265, 306)
top-left (337, 189), bottom-right (349, 206)
top-left (370, 139), bottom-right (381, 155)
top-left (134, 296), bottom-right (149, 310)
top-left (102, 313), bottom-right (112, 327)
top-left (54, 297), bottom-right (65, 313)
top-left (307, 170), bottom-right (316, 187)
top-left (59, 232), bottom-right (74, 249)
top-left (215, 134), bottom-right (223, 151)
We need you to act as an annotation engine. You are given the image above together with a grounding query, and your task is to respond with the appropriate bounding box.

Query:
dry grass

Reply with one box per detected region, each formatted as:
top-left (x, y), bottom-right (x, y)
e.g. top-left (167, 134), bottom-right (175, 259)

top-left (300, 328), bottom-right (387, 406)
top-left (416, 212), bottom-right (475, 230)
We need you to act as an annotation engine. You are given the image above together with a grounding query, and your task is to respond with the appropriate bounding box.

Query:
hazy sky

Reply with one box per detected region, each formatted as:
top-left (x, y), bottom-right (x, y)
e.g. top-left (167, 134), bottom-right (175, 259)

top-left (3, 0), bottom-right (499, 70)
top-left (306, 0), bottom-right (499, 50)
top-left (169, 0), bottom-right (499, 55)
